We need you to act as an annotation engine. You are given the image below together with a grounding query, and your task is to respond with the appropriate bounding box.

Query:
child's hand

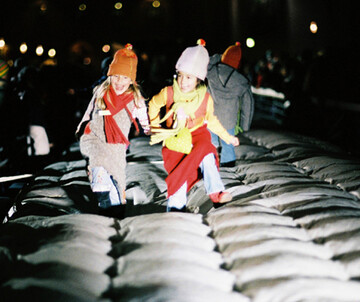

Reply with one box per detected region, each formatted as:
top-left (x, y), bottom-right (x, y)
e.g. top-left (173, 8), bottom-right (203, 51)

top-left (144, 127), bottom-right (151, 136)
top-left (144, 127), bottom-right (153, 135)
top-left (231, 136), bottom-right (240, 146)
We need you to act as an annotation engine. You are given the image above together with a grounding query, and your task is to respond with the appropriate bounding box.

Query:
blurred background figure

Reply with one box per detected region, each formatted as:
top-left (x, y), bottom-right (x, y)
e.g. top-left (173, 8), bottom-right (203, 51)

top-left (0, 59), bottom-right (10, 110)
top-left (207, 42), bottom-right (254, 167)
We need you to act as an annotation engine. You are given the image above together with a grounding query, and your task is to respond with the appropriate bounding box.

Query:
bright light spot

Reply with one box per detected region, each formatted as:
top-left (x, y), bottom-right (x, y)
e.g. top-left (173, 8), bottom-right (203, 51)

top-left (317, 50), bottom-right (324, 57)
top-left (83, 57), bottom-right (91, 65)
top-left (0, 39), bottom-right (5, 48)
top-left (283, 100), bottom-right (291, 109)
top-left (114, 2), bottom-right (122, 9)
top-left (79, 4), bottom-right (87, 11)
top-left (152, 0), bottom-right (160, 8)
top-left (40, 3), bottom-right (47, 11)
top-left (36, 45), bottom-right (44, 56)
top-left (20, 43), bottom-right (28, 54)
top-left (102, 44), bottom-right (111, 53)
top-left (48, 48), bottom-right (56, 58)
top-left (42, 59), bottom-right (57, 66)
top-left (246, 37), bottom-right (255, 48)
top-left (310, 21), bottom-right (318, 34)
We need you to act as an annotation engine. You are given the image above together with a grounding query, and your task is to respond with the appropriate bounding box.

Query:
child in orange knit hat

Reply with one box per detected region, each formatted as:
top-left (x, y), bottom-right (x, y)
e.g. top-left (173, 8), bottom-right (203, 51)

top-left (207, 42), bottom-right (254, 167)
top-left (76, 44), bottom-right (150, 209)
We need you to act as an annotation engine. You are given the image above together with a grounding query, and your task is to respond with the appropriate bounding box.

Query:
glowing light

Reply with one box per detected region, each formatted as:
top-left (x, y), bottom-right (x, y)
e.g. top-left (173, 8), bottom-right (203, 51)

top-left (152, 0), bottom-right (160, 8)
top-left (40, 3), bottom-right (47, 11)
top-left (102, 44), bottom-right (111, 53)
top-left (79, 4), bottom-right (87, 11)
top-left (246, 37), bottom-right (255, 48)
top-left (83, 57), bottom-right (91, 65)
top-left (48, 48), bottom-right (56, 58)
top-left (42, 59), bottom-right (57, 66)
top-left (114, 2), bottom-right (122, 9)
top-left (20, 43), bottom-right (28, 54)
top-left (310, 21), bottom-right (318, 34)
top-left (36, 45), bottom-right (44, 56)
top-left (0, 38), bottom-right (5, 48)
top-left (317, 50), bottom-right (324, 57)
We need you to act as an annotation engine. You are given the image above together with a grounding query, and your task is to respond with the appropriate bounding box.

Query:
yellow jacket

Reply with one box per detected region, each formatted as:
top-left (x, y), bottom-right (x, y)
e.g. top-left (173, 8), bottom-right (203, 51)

top-left (148, 86), bottom-right (234, 144)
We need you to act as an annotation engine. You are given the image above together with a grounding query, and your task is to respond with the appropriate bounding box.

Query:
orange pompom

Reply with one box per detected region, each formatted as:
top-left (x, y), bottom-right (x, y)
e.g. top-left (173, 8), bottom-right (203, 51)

top-left (197, 39), bottom-right (206, 47)
top-left (125, 43), bottom-right (133, 50)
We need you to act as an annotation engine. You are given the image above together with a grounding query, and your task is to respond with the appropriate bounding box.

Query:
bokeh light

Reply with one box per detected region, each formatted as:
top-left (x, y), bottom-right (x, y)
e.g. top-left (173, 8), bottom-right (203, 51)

top-left (40, 3), bottom-right (47, 11)
top-left (246, 37), bottom-right (255, 48)
top-left (114, 2), bottom-right (122, 10)
top-left (152, 1), bottom-right (160, 8)
top-left (310, 21), bottom-right (318, 34)
top-left (20, 43), bottom-right (28, 54)
top-left (102, 44), bottom-right (111, 53)
top-left (83, 57), bottom-right (91, 65)
top-left (79, 4), bottom-right (87, 11)
top-left (48, 48), bottom-right (56, 58)
top-left (36, 45), bottom-right (44, 56)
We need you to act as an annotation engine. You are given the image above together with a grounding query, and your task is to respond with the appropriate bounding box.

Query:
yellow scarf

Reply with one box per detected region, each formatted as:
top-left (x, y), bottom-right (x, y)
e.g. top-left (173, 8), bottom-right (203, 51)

top-left (171, 79), bottom-right (207, 120)
top-left (150, 80), bottom-right (207, 145)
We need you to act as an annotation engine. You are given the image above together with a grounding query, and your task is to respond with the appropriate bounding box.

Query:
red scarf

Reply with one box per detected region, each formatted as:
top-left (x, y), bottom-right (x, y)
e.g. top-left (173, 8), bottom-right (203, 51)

top-left (103, 87), bottom-right (139, 146)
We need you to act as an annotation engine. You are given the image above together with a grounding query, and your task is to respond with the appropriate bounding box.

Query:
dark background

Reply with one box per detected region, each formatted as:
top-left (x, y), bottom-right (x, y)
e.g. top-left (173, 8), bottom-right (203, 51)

top-left (1, 0), bottom-right (358, 82)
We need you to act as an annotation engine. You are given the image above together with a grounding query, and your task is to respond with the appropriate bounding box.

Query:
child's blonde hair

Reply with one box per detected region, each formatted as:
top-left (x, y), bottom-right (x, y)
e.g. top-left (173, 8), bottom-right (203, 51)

top-left (94, 77), bottom-right (144, 110)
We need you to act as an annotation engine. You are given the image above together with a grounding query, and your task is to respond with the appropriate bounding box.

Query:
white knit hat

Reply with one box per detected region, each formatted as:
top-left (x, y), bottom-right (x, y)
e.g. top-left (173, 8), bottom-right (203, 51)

top-left (175, 39), bottom-right (209, 81)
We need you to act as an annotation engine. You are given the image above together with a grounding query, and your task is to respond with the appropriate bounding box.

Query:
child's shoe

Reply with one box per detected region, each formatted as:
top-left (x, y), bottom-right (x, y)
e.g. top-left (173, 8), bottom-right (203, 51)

top-left (209, 191), bottom-right (232, 203)
top-left (95, 191), bottom-right (112, 209)
top-left (220, 161), bottom-right (236, 168)
top-left (168, 206), bottom-right (186, 213)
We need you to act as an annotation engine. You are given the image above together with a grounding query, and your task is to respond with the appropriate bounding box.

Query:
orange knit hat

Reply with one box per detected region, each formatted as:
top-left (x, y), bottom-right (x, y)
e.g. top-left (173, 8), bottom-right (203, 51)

top-left (221, 42), bottom-right (242, 69)
top-left (107, 44), bottom-right (138, 82)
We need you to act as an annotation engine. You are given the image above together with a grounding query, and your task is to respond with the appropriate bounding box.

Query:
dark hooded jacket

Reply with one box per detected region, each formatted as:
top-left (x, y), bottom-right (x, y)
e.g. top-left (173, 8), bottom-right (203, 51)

top-left (207, 54), bottom-right (254, 132)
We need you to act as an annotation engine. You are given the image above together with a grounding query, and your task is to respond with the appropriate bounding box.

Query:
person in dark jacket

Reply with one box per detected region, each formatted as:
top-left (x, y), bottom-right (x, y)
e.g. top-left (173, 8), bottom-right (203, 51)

top-left (207, 42), bottom-right (254, 167)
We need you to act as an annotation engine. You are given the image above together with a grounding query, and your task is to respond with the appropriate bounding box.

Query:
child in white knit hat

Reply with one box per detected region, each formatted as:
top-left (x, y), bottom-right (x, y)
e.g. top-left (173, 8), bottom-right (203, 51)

top-left (148, 39), bottom-right (239, 212)
top-left (76, 44), bottom-right (150, 209)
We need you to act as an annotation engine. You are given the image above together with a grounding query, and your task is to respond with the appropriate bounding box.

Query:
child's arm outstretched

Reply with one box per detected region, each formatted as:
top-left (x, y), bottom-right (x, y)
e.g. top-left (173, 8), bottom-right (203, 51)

top-left (134, 98), bottom-right (150, 135)
top-left (206, 96), bottom-right (239, 146)
top-left (148, 88), bottom-right (167, 128)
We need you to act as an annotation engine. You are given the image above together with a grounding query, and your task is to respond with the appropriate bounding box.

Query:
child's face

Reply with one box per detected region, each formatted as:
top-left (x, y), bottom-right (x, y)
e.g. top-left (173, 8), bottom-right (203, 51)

top-left (110, 75), bottom-right (132, 95)
top-left (177, 71), bottom-right (198, 93)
